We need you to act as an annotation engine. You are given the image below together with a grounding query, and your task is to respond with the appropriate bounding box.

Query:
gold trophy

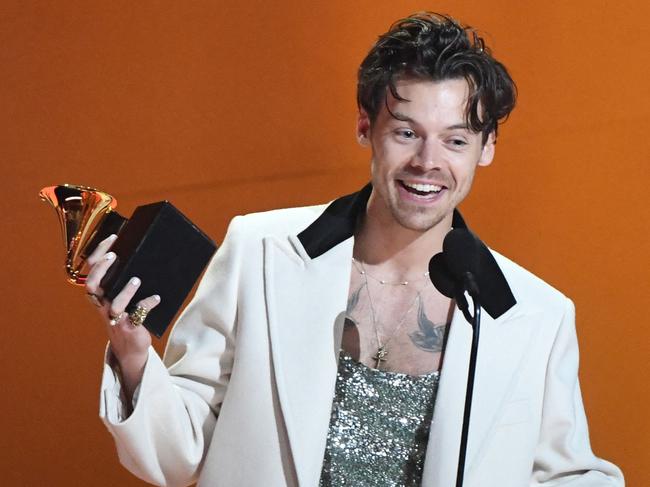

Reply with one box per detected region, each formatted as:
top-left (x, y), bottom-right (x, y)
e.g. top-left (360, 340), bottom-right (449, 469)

top-left (39, 184), bottom-right (217, 337)
top-left (39, 184), bottom-right (125, 285)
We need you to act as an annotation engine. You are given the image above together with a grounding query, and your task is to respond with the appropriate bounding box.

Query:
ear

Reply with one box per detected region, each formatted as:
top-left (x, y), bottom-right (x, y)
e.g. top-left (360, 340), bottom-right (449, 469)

top-left (478, 132), bottom-right (495, 167)
top-left (356, 108), bottom-right (371, 146)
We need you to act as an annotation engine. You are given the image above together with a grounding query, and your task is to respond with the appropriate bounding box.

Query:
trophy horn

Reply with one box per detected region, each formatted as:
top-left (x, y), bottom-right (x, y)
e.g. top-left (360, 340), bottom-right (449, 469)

top-left (39, 184), bottom-right (124, 285)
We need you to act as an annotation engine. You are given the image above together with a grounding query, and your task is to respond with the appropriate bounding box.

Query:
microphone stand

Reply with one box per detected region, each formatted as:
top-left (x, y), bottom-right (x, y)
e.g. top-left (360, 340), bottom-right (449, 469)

top-left (455, 273), bottom-right (481, 487)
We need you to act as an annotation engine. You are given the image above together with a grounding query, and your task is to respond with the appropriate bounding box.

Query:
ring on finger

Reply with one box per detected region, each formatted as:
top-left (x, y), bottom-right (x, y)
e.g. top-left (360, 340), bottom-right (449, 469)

top-left (129, 305), bottom-right (150, 327)
top-left (108, 311), bottom-right (126, 327)
top-left (86, 292), bottom-right (103, 307)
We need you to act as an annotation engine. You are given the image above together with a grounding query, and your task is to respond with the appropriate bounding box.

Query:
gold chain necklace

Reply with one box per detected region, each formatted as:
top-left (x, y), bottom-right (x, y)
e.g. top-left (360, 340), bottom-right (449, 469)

top-left (353, 258), bottom-right (430, 368)
top-left (352, 257), bottom-right (430, 286)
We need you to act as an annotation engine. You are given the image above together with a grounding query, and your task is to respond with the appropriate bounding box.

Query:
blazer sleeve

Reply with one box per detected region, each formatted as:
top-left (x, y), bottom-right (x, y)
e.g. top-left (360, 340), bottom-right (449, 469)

top-left (531, 298), bottom-right (624, 486)
top-left (99, 216), bottom-right (245, 487)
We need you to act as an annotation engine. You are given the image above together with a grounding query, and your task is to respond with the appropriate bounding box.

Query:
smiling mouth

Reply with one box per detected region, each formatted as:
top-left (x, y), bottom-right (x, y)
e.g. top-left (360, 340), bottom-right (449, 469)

top-left (398, 180), bottom-right (445, 196)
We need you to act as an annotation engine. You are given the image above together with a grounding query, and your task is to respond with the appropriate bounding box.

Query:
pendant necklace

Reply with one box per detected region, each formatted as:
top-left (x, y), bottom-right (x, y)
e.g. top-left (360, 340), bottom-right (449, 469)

top-left (352, 258), bottom-right (431, 368)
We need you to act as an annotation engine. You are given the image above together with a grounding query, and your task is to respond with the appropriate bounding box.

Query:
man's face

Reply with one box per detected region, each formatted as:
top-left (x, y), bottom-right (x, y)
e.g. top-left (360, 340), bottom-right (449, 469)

top-left (359, 77), bottom-right (495, 233)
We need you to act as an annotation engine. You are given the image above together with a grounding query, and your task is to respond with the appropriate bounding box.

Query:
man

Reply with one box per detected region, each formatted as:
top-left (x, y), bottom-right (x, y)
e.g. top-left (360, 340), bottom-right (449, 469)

top-left (86, 13), bottom-right (624, 486)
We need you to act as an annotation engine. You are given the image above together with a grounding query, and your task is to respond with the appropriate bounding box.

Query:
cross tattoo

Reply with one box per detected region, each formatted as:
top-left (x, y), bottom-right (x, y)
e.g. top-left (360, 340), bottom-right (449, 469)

top-left (374, 346), bottom-right (388, 368)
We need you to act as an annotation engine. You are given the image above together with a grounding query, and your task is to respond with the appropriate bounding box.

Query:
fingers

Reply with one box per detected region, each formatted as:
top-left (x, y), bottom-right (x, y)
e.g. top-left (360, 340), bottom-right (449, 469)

top-left (128, 295), bottom-right (161, 327)
top-left (109, 277), bottom-right (142, 319)
top-left (106, 292), bottom-right (158, 374)
top-left (82, 232), bottom-right (162, 333)
top-left (85, 251), bottom-right (116, 297)
top-left (86, 234), bottom-right (118, 267)
top-left (85, 234), bottom-right (118, 298)
top-left (108, 291), bottom-right (161, 329)
top-left (137, 295), bottom-right (162, 315)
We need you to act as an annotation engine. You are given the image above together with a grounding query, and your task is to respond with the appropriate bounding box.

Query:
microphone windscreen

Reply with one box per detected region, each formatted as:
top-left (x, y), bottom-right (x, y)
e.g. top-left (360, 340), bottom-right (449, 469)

top-left (442, 228), bottom-right (481, 279)
top-left (428, 252), bottom-right (456, 298)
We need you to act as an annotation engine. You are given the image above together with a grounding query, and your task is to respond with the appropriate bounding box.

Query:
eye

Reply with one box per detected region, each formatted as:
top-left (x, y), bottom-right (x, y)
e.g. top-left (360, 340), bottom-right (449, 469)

top-left (395, 129), bottom-right (417, 139)
top-left (449, 138), bottom-right (468, 147)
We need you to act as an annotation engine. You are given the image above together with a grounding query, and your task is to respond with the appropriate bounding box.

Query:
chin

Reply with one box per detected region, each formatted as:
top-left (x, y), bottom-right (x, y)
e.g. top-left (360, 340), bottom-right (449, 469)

top-left (390, 208), bottom-right (448, 233)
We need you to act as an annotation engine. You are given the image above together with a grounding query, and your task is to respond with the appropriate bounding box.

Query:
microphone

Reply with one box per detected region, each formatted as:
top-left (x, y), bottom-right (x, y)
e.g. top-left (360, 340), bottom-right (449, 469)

top-left (429, 227), bottom-right (485, 487)
top-left (442, 229), bottom-right (480, 275)
top-left (429, 228), bottom-right (516, 320)
top-left (427, 252), bottom-right (455, 299)
top-left (429, 228), bottom-right (483, 323)
top-left (428, 226), bottom-right (516, 487)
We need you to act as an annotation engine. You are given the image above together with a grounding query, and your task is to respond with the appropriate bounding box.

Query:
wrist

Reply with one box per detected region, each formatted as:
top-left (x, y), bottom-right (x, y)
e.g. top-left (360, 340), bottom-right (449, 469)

top-left (117, 350), bottom-right (148, 377)
top-left (109, 342), bottom-right (148, 368)
top-left (115, 350), bottom-right (148, 405)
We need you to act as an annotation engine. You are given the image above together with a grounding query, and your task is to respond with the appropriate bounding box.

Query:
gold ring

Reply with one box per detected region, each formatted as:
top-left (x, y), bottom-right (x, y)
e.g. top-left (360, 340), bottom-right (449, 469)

top-left (108, 311), bottom-right (126, 327)
top-left (86, 292), bottom-right (103, 307)
top-left (129, 305), bottom-right (149, 327)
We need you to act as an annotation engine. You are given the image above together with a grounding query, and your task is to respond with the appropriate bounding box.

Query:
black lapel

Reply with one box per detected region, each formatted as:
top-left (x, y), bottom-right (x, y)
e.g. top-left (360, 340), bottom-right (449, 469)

top-left (297, 184), bottom-right (516, 318)
top-left (297, 183), bottom-right (372, 259)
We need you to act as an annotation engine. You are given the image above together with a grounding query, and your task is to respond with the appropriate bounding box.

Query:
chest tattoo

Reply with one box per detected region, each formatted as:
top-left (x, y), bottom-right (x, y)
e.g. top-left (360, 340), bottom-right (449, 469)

top-left (345, 283), bottom-right (449, 353)
top-left (408, 295), bottom-right (450, 353)
top-left (344, 284), bottom-right (363, 328)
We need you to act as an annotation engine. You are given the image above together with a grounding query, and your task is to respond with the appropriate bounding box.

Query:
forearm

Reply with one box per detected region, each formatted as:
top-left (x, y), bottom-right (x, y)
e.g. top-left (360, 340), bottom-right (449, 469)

top-left (106, 344), bottom-right (147, 411)
top-left (117, 353), bottom-right (147, 405)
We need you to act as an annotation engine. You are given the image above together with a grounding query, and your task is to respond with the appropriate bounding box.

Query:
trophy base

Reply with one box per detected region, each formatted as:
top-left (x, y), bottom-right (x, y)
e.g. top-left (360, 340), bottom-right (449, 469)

top-left (101, 201), bottom-right (217, 337)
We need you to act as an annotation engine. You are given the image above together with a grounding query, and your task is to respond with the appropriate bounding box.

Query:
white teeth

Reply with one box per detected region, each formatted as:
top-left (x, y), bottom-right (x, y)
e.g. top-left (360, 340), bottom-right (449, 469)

top-left (403, 182), bottom-right (443, 193)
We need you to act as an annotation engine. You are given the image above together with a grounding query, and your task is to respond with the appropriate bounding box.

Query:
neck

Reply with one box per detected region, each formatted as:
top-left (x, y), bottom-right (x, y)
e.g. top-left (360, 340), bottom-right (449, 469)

top-left (353, 200), bottom-right (453, 279)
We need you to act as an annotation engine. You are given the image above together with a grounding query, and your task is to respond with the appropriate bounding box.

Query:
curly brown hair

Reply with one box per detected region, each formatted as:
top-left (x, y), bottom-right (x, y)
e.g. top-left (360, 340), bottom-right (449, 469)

top-left (357, 12), bottom-right (517, 143)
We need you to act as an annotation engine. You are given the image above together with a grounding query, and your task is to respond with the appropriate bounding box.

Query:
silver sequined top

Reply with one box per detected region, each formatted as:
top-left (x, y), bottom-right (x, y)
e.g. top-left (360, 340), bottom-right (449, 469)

top-left (319, 352), bottom-right (440, 487)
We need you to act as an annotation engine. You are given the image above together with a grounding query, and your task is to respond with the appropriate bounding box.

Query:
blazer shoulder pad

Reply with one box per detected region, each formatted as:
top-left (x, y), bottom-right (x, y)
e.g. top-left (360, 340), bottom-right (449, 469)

top-left (490, 249), bottom-right (570, 315)
top-left (227, 204), bottom-right (328, 241)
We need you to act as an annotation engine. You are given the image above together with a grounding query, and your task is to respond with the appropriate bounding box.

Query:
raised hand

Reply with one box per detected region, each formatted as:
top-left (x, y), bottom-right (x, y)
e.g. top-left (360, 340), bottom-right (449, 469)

top-left (84, 234), bottom-right (161, 401)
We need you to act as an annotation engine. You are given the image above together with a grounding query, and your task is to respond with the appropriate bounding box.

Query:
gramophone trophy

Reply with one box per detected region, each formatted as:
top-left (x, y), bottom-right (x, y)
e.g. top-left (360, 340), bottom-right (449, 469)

top-left (40, 184), bottom-right (217, 337)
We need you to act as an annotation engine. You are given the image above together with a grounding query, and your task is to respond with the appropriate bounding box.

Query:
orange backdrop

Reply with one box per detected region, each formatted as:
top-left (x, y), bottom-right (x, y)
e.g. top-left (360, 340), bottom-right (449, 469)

top-left (1, 1), bottom-right (647, 485)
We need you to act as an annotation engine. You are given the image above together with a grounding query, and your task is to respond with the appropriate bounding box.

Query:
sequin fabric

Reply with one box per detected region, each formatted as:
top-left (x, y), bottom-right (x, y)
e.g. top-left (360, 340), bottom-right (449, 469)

top-left (319, 352), bottom-right (440, 487)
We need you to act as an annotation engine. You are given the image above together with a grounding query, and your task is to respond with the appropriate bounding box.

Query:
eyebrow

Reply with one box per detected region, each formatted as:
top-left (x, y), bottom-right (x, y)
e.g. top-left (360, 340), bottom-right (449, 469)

top-left (390, 112), bottom-right (470, 131)
top-left (445, 123), bottom-right (471, 131)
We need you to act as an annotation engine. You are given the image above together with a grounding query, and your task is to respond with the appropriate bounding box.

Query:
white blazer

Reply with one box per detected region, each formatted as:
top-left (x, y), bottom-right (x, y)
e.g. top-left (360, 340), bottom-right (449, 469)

top-left (100, 187), bottom-right (624, 487)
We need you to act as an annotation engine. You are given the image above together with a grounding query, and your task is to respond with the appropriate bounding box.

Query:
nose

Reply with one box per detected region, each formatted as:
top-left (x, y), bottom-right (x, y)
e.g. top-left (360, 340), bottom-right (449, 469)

top-left (410, 138), bottom-right (443, 171)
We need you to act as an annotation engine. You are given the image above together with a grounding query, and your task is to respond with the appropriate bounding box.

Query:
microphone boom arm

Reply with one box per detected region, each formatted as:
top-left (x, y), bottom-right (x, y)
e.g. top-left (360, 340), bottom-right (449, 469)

top-left (455, 280), bottom-right (481, 487)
